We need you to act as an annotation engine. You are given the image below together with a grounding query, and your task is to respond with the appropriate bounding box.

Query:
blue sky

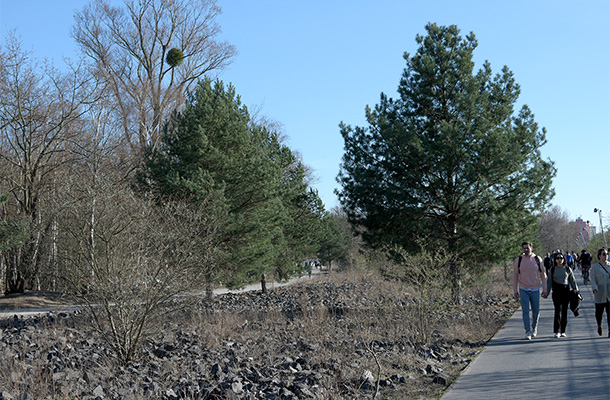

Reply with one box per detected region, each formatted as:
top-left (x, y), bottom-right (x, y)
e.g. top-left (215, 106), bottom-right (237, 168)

top-left (1, 0), bottom-right (609, 232)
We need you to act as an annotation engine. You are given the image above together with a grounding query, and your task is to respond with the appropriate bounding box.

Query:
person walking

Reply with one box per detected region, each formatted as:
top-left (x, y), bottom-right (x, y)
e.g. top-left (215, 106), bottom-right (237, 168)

top-left (513, 241), bottom-right (548, 340)
top-left (590, 248), bottom-right (610, 337)
top-left (544, 252), bottom-right (578, 338)
top-left (543, 252), bottom-right (552, 275)
top-left (571, 251), bottom-right (579, 271)
top-left (565, 251), bottom-right (573, 269)
top-left (581, 249), bottom-right (592, 284)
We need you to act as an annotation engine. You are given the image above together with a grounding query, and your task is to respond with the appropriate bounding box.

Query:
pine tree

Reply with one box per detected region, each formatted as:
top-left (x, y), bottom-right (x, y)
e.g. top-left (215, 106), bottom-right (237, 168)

top-left (143, 78), bottom-right (324, 288)
top-left (143, 79), bottom-right (281, 287)
top-left (337, 24), bottom-right (555, 302)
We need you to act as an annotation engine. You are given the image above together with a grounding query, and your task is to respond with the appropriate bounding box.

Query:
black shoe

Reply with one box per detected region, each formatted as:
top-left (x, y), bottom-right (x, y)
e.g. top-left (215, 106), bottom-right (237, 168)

top-left (598, 326), bottom-right (603, 336)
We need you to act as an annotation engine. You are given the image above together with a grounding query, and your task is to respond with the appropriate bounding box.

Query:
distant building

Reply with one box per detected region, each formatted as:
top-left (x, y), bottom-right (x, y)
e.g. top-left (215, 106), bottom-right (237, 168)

top-left (575, 217), bottom-right (590, 243)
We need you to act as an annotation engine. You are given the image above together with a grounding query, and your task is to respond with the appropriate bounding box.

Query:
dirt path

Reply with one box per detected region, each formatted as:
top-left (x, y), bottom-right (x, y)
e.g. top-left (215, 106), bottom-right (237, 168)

top-left (0, 291), bottom-right (78, 311)
top-left (0, 267), bottom-right (323, 317)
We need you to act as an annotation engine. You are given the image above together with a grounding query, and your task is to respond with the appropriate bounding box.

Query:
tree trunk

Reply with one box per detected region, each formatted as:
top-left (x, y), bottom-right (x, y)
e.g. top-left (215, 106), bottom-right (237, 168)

top-left (0, 253), bottom-right (5, 295)
top-left (50, 216), bottom-right (58, 291)
top-left (89, 197), bottom-right (96, 280)
top-left (450, 261), bottom-right (463, 305)
top-left (447, 215), bottom-right (462, 305)
top-left (205, 272), bottom-right (214, 301)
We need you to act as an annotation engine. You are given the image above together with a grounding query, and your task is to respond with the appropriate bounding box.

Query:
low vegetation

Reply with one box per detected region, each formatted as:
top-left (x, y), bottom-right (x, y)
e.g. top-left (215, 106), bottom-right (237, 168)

top-left (0, 265), bottom-right (517, 399)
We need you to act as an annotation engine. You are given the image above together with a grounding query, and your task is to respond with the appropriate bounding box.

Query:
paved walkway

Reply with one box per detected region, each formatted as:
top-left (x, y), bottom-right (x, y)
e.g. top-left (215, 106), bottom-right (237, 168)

top-left (441, 273), bottom-right (610, 400)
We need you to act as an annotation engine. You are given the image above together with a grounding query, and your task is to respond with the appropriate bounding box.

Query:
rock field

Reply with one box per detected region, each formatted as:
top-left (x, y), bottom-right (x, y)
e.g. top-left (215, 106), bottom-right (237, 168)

top-left (0, 276), bottom-right (516, 399)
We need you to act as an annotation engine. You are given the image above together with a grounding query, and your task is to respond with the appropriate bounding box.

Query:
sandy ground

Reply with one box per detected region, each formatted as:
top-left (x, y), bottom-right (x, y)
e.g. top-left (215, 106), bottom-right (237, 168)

top-left (0, 291), bottom-right (78, 311)
top-left (0, 268), bottom-right (322, 315)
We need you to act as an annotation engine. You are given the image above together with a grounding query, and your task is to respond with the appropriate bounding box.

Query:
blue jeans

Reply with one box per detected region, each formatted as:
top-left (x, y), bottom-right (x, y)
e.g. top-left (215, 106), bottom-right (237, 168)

top-left (520, 287), bottom-right (540, 334)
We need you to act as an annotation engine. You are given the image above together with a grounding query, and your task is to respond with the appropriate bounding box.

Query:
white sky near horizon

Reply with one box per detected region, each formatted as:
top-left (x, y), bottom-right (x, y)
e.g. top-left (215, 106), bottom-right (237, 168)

top-left (1, 0), bottom-right (609, 234)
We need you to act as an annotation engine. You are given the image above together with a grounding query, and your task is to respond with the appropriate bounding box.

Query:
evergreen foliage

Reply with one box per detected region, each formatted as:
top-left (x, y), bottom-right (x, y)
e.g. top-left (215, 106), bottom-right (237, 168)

top-left (143, 78), bottom-right (325, 287)
top-left (318, 211), bottom-right (351, 268)
top-left (166, 48), bottom-right (184, 68)
top-left (337, 23), bottom-right (556, 267)
top-left (265, 139), bottom-right (326, 279)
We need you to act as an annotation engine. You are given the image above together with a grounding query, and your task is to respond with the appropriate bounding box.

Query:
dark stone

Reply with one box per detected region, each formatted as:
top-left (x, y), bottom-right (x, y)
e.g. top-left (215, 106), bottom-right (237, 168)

top-left (390, 373), bottom-right (406, 384)
top-left (433, 373), bottom-right (448, 385)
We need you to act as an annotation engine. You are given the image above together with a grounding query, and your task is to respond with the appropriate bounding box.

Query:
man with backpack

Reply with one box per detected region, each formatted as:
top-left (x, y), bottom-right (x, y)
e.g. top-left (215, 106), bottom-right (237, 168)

top-left (513, 241), bottom-right (548, 340)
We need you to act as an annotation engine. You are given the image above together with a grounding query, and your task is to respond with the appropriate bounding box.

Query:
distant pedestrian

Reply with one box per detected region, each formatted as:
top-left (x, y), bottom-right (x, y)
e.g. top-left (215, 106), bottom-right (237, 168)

top-left (543, 252), bottom-right (552, 274)
top-left (571, 251), bottom-right (579, 271)
top-left (581, 249), bottom-right (592, 284)
top-left (261, 273), bottom-right (267, 294)
top-left (513, 242), bottom-right (548, 340)
top-left (591, 248), bottom-right (610, 337)
top-left (544, 253), bottom-right (578, 338)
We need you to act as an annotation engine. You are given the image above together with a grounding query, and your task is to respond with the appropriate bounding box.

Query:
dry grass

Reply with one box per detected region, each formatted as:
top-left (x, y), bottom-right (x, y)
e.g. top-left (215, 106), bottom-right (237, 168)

top-left (178, 266), bottom-right (515, 399)
top-left (0, 265), bottom-right (517, 399)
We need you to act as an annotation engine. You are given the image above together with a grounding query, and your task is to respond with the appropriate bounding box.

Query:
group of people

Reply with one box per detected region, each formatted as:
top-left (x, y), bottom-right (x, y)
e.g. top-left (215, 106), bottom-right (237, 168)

top-left (512, 241), bottom-right (610, 340)
top-left (543, 249), bottom-right (593, 283)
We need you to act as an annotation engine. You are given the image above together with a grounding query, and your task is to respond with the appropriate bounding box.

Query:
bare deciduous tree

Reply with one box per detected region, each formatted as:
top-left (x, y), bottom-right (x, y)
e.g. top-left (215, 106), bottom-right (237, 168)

top-left (537, 205), bottom-right (582, 254)
top-left (72, 0), bottom-right (237, 159)
top-left (0, 34), bottom-right (95, 292)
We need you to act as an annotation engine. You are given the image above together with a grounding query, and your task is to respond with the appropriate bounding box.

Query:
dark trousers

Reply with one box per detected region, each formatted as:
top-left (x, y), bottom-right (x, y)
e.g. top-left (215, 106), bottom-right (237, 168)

top-left (595, 301), bottom-right (610, 329)
top-left (552, 283), bottom-right (570, 334)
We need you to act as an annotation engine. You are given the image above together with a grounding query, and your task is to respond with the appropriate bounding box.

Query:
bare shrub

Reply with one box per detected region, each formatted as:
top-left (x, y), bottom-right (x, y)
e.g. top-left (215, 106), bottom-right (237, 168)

top-left (465, 267), bottom-right (505, 301)
top-left (57, 178), bottom-right (221, 363)
top-left (444, 265), bottom-right (515, 342)
top-left (376, 246), bottom-right (453, 344)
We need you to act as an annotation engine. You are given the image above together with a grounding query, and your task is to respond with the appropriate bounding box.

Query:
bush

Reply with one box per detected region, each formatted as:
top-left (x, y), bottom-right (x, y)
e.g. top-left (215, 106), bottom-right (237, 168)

top-left (58, 180), bottom-right (220, 363)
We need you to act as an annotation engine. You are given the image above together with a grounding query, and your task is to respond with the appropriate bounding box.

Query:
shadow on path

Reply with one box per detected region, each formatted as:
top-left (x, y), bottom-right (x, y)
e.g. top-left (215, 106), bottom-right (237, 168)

top-left (441, 273), bottom-right (610, 400)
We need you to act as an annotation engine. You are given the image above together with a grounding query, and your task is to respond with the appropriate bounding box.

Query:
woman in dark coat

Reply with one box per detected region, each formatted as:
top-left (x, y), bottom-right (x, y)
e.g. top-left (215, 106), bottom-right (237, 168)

top-left (545, 253), bottom-right (578, 338)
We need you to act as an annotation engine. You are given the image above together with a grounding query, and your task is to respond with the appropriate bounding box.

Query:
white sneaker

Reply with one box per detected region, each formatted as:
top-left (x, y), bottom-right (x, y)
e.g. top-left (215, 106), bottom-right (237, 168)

top-left (525, 332), bottom-right (532, 340)
top-left (560, 333), bottom-right (567, 338)
top-left (554, 333), bottom-right (560, 338)
top-left (532, 327), bottom-right (538, 337)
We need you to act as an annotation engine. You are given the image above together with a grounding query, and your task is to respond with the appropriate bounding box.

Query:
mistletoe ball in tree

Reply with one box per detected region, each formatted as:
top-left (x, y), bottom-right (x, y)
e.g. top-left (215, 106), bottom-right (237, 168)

top-left (166, 48), bottom-right (184, 67)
